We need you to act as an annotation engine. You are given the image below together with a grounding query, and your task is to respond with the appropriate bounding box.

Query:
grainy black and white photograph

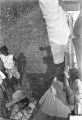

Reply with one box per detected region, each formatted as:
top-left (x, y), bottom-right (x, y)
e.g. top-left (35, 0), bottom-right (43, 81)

top-left (0, 0), bottom-right (81, 120)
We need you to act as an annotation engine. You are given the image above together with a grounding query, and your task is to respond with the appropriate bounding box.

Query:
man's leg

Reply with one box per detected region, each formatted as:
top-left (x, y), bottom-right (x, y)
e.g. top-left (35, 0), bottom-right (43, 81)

top-left (49, 41), bottom-right (66, 79)
top-left (50, 41), bottom-right (66, 64)
top-left (38, 0), bottom-right (69, 78)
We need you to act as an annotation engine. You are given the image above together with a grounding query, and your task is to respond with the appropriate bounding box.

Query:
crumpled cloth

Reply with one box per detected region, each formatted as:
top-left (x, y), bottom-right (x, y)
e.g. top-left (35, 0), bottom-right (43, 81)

top-left (39, 80), bottom-right (71, 118)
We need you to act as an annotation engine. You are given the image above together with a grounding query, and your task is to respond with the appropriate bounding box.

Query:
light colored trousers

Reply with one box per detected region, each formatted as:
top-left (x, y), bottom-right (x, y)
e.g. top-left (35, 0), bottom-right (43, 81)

top-left (39, 0), bottom-right (70, 64)
top-left (50, 41), bottom-right (66, 64)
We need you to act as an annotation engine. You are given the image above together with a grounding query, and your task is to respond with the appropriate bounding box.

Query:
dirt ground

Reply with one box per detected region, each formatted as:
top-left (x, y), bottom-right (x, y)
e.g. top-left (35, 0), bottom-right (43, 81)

top-left (0, 0), bottom-right (55, 118)
top-left (0, 0), bottom-right (66, 118)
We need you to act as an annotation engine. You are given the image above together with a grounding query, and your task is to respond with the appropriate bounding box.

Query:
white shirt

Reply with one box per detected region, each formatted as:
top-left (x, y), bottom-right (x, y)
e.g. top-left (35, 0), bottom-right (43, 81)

top-left (0, 54), bottom-right (14, 69)
top-left (39, 0), bottom-right (70, 45)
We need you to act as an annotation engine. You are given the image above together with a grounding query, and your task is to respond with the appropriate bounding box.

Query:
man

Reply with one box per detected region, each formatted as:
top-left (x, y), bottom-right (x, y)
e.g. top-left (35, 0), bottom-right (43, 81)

top-left (72, 0), bottom-right (82, 115)
top-left (38, 0), bottom-right (70, 80)
top-left (33, 0), bottom-right (71, 120)
top-left (35, 0), bottom-right (82, 119)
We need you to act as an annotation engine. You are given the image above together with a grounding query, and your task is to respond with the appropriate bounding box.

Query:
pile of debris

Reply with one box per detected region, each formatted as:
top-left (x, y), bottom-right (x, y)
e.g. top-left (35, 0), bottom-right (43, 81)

top-left (6, 90), bottom-right (38, 120)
